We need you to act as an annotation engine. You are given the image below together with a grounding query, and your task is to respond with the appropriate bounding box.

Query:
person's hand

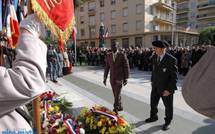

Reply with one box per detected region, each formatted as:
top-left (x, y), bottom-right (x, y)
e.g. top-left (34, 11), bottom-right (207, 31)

top-left (163, 90), bottom-right (171, 96)
top-left (103, 79), bottom-right (106, 86)
top-left (123, 79), bottom-right (128, 86)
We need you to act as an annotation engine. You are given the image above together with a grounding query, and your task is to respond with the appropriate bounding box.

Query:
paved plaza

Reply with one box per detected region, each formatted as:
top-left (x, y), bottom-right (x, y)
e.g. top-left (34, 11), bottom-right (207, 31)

top-left (47, 66), bottom-right (215, 134)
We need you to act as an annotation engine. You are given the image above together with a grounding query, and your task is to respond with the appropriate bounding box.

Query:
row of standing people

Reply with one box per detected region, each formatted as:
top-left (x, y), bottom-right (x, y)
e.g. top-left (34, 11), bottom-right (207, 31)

top-left (77, 46), bottom-right (208, 76)
top-left (46, 45), bottom-right (75, 83)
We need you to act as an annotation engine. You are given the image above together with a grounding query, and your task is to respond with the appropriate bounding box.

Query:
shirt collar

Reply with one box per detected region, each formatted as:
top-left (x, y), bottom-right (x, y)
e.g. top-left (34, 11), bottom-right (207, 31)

top-left (159, 52), bottom-right (166, 61)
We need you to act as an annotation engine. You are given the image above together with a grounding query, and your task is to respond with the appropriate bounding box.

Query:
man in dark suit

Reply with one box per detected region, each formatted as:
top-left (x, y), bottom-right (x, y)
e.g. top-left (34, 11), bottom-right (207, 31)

top-left (103, 43), bottom-right (130, 114)
top-left (145, 40), bottom-right (178, 131)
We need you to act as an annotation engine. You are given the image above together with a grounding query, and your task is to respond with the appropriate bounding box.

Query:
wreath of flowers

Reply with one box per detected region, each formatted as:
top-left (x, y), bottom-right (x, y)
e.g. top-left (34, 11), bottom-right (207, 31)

top-left (40, 91), bottom-right (85, 134)
top-left (77, 106), bottom-right (134, 134)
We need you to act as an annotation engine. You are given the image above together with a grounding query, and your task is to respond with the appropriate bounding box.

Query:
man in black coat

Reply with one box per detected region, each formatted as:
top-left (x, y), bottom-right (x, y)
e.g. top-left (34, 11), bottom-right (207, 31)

top-left (145, 40), bottom-right (178, 131)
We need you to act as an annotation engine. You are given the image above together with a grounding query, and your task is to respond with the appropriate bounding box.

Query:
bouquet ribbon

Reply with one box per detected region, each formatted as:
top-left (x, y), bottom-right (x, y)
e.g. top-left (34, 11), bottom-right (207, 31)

top-left (64, 119), bottom-right (77, 134)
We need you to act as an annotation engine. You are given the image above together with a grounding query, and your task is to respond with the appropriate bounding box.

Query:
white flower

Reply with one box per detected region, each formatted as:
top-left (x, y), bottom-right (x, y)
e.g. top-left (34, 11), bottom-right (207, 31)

top-left (80, 128), bottom-right (85, 134)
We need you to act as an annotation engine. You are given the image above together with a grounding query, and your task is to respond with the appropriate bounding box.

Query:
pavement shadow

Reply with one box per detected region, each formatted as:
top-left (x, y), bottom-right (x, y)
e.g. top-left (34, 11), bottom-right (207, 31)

top-left (192, 119), bottom-right (215, 134)
top-left (132, 121), bottom-right (146, 128)
top-left (135, 125), bottom-right (163, 134)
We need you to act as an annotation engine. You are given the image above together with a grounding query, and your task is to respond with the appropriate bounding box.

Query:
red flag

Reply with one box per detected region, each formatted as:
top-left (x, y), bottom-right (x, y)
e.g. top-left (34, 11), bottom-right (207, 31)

top-left (10, 4), bottom-right (20, 48)
top-left (31, 0), bottom-right (75, 43)
top-left (58, 37), bottom-right (64, 52)
top-left (71, 27), bottom-right (77, 41)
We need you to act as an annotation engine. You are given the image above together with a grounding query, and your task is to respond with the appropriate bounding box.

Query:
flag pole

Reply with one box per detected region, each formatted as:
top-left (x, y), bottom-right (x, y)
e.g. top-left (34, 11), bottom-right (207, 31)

top-left (33, 97), bottom-right (42, 134)
top-left (74, 33), bottom-right (77, 64)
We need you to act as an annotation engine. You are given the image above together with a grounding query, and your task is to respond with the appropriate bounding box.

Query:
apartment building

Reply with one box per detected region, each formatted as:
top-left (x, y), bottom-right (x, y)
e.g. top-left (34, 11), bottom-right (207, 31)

top-left (76, 0), bottom-right (199, 48)
top-left (196, 0), bottom-right (215, 29)
top-left (177, 0), bottom-right (215, 30)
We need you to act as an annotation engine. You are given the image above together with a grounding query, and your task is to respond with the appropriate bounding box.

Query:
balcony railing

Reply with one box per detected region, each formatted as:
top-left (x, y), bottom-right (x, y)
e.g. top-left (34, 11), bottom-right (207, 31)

top-left (176, 18), bottom-right (188, 23)
top-left (153, 16), bottom-right (173, 24)
top-left (177, 8), bottom-right (189, 14)
top-left (196, 13), bottom-right (215, 20)
top-left (153, 0), bottom-right (174, 11)
top-left (197, 2), bottom-right (215, 10)
top-left (177, 17), bottom-right (188, 21)
top-left (88, 9), bottom-right (96, 16)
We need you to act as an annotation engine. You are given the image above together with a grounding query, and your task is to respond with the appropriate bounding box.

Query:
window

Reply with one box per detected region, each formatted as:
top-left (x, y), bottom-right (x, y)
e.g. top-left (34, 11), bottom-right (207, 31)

top-left (136, 20), bottom-right (142, 31)
top-left (122, 7), bottom-right (128, 17)
top-left (111, 24), bottom-right (116, 33)
top-left (89, 26), bottom-right (96, 36)
top-left (80, 6), bottom-right (84, 12)
top-left (88, 2), bottom-right (96, 11)
top-left (123, 22), bottom-right (128, 32)
top-left (90, 41), bottom-right (96, 47)
top-left (135, 37), bottom-right (142, 47)
top-left (100, 0), bottom-right (104, 7)
top-left (136, 4), bottom-right (142, 14)
top-left (153, 35), bottom-right (158, 41)
top-left (111, 0), bottom-right (116, 5)
top-left (150, 6), bottom-right (154, 15)
top-left (80, 16), bottom-right (84, 24)
top-left (89, 16), bottom-right (95, 26)
top-left (111, 10), bottom-right (116, 19)
top-left (80, 29), bottom-right (85, 36)
top-left (100, 12), bottom-right (104, 22)
top-left (111, 39), bottom-right (117, 46)
top-left (122, 38), bottom-right (129, 48)
top-left (191, 2), bottom-right (196, 9)
top-left (123, 0), bottom-right (128, 2)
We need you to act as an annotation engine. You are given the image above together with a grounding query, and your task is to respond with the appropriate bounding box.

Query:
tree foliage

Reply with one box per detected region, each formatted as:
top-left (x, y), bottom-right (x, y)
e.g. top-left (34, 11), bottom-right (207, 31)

top-left (74, 0), bottom-right (86, 8)
top-left (199, 27), bottom-right (215, 45)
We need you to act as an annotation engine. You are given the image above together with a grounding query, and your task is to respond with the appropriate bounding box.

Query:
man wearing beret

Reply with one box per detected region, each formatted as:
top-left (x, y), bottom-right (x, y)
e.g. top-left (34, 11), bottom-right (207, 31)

top-left (145, 40), bottom-right (178, 131)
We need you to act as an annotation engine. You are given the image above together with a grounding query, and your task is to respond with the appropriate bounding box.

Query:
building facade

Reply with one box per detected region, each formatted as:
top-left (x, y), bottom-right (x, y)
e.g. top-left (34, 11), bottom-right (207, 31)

top-left (76, 0), bottom-right (199, 48)
top-left (176, 0), bottom-right (215, 35)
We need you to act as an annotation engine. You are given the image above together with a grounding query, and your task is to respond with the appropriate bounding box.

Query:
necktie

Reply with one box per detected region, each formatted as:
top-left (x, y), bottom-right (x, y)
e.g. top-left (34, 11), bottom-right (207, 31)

top-left (157, 56), bottom-right (160, 64)
top-left (113, 53), bottom-right (116, 62)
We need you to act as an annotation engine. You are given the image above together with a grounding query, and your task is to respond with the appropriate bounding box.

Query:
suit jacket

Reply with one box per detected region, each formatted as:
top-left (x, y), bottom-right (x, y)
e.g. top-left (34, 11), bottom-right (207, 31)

top-left (0, 33), bottom-right (47, 130)
top-left (182, 47), bottom-right (215, 119)
top-left (104, 51), bottom-right (129, 82)
top-left (151, 53), bottom-right (178, 94)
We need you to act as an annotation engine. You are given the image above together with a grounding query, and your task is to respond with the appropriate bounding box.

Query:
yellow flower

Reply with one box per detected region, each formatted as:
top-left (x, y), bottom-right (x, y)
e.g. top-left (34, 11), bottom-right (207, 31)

top-left (108, 120), bottom-right (112, 126)
top-left (93, 125), bottom-right (97, 129)
top-left (86, 117), bottom-right (90, 124)
top-left (101, 127), bottom-right (106, 133)
top-left (48, 106), bottom-right (55, 113)
top-left (97, 121), bottom-right (102, 127)
top-left (54, 106), bottom-right (60, 112)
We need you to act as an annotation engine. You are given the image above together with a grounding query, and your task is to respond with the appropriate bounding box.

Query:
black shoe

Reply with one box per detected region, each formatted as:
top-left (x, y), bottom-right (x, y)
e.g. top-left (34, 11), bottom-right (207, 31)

top-left (113, 108), bottom-right (118, 115)
top-left (145, 116), bottom-right (158, 123)
top-left (162, 123), bottom-right (170, 131)
top-left (53, 80), bottom-right (58, 83)
top-left (118, 106), bottom-right (123, 111)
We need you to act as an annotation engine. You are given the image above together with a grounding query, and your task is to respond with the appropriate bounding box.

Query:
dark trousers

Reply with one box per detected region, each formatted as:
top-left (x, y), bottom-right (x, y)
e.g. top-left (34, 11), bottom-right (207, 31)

top-left (150, 88), bottom-right (173, 124)
top-left (110, 80), bottom-right (123, 109)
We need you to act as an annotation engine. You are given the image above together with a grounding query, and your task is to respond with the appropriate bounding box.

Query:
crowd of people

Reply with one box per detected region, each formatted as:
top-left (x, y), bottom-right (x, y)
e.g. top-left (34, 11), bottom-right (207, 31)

top-left (46, 45), bottom-right (75, 83)
top-left (76, 45), bottom-right (210, 76)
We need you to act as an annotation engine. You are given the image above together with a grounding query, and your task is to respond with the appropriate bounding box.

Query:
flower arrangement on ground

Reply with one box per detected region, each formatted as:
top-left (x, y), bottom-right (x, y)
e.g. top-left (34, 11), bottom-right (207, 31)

top-left (40, 91), bottom-right (85, 134)
top-left (77, 106), bottom-right (134, 134)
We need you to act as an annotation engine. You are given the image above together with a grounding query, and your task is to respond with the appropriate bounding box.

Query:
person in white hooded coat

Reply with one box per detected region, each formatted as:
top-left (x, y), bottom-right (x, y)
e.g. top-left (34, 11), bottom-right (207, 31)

top-left (0, 6), bottom-right (47, 132)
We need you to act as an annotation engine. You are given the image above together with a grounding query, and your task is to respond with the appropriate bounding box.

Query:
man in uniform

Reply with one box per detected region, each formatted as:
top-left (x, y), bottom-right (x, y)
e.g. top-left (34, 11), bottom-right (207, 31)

top-left (145, 40), bottom-right (178, 131)
top-left (103, 43), bottom-right (129, 114)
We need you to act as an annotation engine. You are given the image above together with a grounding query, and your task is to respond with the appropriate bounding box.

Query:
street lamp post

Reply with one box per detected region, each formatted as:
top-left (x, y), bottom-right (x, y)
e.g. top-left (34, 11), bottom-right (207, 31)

top-left (171, 1), bottom-right (176, 47)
